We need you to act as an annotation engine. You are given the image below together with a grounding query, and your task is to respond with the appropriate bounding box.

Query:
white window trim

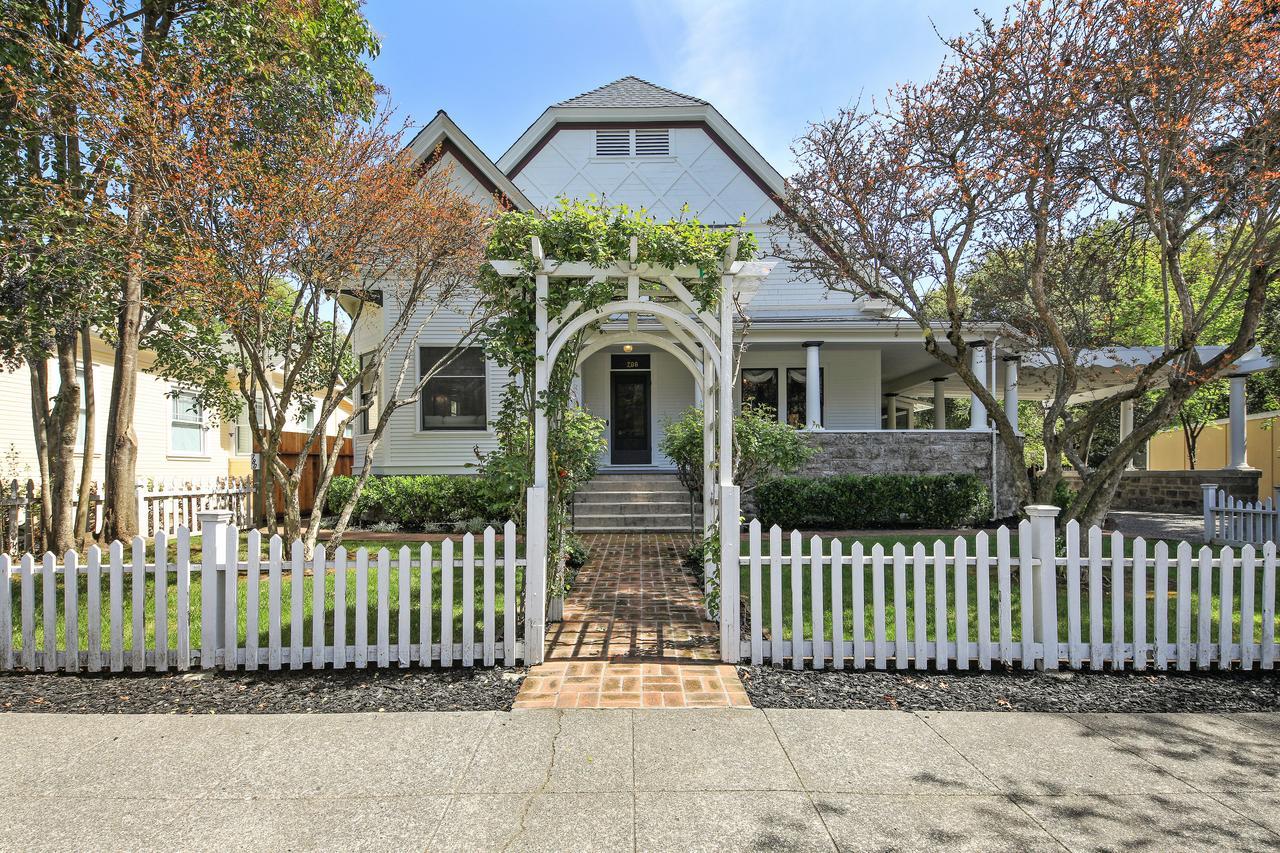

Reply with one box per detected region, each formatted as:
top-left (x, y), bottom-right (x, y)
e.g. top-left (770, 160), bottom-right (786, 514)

top-left (415, 346), bottom-right (493, 435)
top-left (168, 389), bottom-right (211, 459)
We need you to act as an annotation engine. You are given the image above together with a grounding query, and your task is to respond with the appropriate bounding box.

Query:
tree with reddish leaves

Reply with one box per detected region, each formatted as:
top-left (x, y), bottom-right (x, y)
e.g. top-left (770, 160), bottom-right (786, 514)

top-left (778, 0), bottom-right (1280, 526)
top-left (148, 92), bottom-right (492, 551)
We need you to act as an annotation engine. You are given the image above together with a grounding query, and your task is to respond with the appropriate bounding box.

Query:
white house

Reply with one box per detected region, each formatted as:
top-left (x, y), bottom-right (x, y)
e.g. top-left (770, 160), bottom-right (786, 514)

top-left (350, 77), bottom-right (1273, 525)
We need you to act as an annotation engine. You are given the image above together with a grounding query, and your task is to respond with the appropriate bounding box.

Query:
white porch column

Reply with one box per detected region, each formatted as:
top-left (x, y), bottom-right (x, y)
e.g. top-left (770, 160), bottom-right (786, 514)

top-left (968, 342), bottom-right (988, 431)
top-left (1003, 356), bottom-right (1020, 434)
top-left (932, 378), bottom-right (947, 430)
top-left (803, 341), bottom-right (823, 430)
top-left (883, 393), bottom-right (898, 430)
top-left (906, 402), bottom-right (915, 430)
top-left (1229, 373), bottom-right (1249, 468)
top-left (1119, 398), bottom-right (1135, 469)
top-left (570, 374), bottom-right (583, 407)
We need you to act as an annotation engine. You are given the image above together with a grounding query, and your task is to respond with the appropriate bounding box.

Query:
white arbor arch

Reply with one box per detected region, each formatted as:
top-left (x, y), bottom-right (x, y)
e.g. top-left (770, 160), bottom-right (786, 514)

top-left (488, 235), bottom-right (773, 663)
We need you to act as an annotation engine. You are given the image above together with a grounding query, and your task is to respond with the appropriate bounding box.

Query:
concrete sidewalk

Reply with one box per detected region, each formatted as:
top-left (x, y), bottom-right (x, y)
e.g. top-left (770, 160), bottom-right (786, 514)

top-left (2, 709), bottom-right (1278, 851)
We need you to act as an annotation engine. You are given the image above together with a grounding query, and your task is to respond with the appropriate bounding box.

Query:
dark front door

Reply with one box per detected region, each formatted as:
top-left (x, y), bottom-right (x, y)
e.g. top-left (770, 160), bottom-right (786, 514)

top-left (610, 371), bottom-right (651, 465)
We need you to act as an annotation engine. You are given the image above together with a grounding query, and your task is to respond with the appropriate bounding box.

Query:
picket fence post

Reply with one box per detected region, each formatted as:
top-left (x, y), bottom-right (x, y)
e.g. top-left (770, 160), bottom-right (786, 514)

top-left (1202, 483), bottom-right (1218, 544)
top-left (1027, 504), bottom-right (1060, 670)
top-left (135, 482), bottom-right (148, 539)
top-left (198, 509), bottom-right (232, 669)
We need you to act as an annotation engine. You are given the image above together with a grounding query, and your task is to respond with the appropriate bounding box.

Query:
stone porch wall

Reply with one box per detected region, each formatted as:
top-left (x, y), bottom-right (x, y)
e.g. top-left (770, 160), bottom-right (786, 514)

top-left (796, 430), bottom-right (1021, 518)
top-left (1062, 468), bottom-right (1263, 514)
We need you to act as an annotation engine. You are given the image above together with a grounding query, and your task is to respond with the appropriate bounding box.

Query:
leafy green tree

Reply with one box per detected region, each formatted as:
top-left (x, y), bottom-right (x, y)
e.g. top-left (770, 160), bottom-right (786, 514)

top-left (0, 0), bottom-right (379, 546)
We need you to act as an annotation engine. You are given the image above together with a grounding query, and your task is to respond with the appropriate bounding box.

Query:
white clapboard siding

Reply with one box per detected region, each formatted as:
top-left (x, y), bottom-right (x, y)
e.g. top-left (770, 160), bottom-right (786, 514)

top-left (735, 520), bottom-right (1280, 673)
top-left (1, 523), bottom-right (526, 673)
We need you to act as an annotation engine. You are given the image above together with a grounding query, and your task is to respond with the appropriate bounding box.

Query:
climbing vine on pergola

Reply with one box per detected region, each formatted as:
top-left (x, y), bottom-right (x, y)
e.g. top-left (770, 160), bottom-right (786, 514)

top-left (477, 200), bottom-right (772, 663)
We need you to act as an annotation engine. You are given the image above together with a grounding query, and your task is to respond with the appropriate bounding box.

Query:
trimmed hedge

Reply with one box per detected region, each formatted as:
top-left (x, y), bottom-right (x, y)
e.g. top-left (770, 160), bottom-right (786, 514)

top-left (754, 473), bottom-right (992, 530)
top-left (326, 475), bottom-right (514, 531)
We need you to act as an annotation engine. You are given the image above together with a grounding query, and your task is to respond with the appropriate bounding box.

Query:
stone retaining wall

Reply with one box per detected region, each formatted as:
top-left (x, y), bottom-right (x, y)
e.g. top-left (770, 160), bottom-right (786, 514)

top-left (1062, 468), bottom-right (1262, 514)
top-left (796, 430), bottom-right (1021, 517)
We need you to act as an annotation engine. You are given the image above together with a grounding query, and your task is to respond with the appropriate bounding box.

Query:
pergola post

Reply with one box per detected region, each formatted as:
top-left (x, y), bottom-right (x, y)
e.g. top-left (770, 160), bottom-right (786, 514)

top-left (702, 348), bottom-right (716, 597)
top-left (525, 238), bottom-right (549, 664)
top-left (719, 240), bottom-right (740, 663)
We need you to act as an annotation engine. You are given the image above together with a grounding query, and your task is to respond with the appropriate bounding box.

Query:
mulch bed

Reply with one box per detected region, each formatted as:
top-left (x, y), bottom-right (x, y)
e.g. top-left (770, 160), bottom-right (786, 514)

top-left (0, 667), bottom-right (526, 714)
top-left (738, 665), bottom-right (1280, 713)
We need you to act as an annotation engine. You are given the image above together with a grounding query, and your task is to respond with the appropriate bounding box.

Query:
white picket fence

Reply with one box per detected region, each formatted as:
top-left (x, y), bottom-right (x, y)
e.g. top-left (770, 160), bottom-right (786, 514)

top-left (0, 520), bottom-right (526, 672)
top-left (0, 477), bottom-right (252, 555)
top-left (1204, 483), bottom-right (1280, 547)
top-left (735, 510), bottom-right (1279, 671)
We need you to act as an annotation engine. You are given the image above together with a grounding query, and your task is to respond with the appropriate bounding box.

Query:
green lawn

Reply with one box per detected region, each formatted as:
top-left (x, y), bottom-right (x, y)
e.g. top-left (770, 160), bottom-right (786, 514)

top-left (737, 533), bottom-right (1275, 646)
top-left (8, 545), bottom-right (525, 655)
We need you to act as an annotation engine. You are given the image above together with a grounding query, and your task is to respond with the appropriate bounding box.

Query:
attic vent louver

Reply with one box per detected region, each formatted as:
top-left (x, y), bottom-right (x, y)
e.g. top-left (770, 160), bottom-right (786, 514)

top-left (633, 128), bottom-right (670, 156)
top-left (595, 129), bottom-right (631, 156)
top-left (595, 129), bottom-right (671, 157)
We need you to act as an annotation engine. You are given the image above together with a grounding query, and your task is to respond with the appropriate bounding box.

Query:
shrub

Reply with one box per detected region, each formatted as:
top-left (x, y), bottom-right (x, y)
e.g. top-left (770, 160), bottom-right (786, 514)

top-left (754, 473), bottom-right (992, 530)
top-left (326, 475), bottom-right (514, 531)
top-left (659, 403), bottom-right (813, 499)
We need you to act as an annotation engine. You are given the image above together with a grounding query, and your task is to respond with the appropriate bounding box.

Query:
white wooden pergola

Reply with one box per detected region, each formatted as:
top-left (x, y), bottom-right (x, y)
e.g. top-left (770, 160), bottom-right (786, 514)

top-left (488, 236), bottom-right (773, 664)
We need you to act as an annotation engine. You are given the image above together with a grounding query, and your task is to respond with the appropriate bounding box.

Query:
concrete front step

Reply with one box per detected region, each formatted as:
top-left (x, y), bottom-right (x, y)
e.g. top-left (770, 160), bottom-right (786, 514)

top-left (570, 494), bottom-right (696, 507)
top-left (578, 522), bottom-right (706, 527)
top-left (576, 480), bottom-right (687, 495)
top-left (578, 512), bottom-right (701, 525)
top-left (574, 474), bottom-right (696, 531)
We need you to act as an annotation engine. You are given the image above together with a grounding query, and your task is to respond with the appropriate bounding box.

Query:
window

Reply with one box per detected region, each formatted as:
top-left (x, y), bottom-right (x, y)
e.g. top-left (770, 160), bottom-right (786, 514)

top-left (303, 407), bottom-right (316, 432)
top-left (75, 367), bottom-right (88, 453)
top-left (359, 353), bottom-right (378, 434)
top-left (741, 368), bottom-right (779, 416)
top-left (595, 128), bottom-right (670, 157)
top-left (785, 368), bottom-right (824, 428)
top-left (420, 346), bottom-right (487, 430)
top-left (170, 391), bottom-right (206, 455)
top-left (234, 398), bottom-right (264, 455)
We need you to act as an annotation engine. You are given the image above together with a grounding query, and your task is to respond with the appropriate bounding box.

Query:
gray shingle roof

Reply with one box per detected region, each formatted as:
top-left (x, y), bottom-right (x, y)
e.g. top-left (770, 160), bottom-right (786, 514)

top-left (556, 76), bottom-right (707, 109)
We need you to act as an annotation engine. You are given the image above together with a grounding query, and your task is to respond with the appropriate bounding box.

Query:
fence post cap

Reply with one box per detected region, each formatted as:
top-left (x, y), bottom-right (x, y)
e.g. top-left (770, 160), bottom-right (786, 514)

top-left (196, 509), bottom-right (234, 524)
top-left (1024, 504), bottom-right (1061, 518)
top-left (1200, 483), bottom-right (1219, 491)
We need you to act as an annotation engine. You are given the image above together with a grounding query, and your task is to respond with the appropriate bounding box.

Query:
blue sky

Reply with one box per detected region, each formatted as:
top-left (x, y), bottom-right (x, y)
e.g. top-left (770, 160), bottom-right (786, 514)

top-left (363, 1), bottom-right (1008, 174)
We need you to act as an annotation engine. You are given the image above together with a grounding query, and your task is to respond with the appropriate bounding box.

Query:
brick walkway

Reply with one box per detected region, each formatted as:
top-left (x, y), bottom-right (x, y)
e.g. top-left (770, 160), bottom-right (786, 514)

top-left (513, 532), bottom-right (748, 709)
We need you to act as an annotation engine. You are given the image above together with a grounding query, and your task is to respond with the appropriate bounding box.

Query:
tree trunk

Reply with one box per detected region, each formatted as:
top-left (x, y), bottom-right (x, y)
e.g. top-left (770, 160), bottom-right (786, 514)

top-left (102, 204), bottom-right (147, 542)
top-left (45, 334), bottom-right (81, 555)
top-left (28, 359), bottom-right (52, 553)
top-left (74, 323), bottom-right (95, 544)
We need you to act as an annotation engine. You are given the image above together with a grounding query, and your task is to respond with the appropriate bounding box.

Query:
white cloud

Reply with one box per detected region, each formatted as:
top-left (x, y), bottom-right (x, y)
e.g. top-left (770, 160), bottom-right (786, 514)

top-left (633, 0), bottom-right (807, 170)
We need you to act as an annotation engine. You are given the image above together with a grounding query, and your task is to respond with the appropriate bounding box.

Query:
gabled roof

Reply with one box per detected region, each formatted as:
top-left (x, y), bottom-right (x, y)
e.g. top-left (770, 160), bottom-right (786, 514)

top-left (404, 111), bottom-right (534, 211)
top-left (498, 77), bottom-right (786, 200)
top-left (556, 76), bottom-right (707, 109)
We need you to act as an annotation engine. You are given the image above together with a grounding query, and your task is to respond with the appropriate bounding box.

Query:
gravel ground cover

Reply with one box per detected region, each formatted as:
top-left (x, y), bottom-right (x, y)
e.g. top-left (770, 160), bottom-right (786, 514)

top-left (739, 664), bottom-right (1280, 713)
top-left (0, 667), bottom-right (525, 714)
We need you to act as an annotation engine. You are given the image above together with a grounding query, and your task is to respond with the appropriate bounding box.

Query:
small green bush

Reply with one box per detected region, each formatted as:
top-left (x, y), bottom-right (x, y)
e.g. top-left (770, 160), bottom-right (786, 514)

top-left (326, 475), bottom-right (514, 531)
top-left (754, 473), bottom-right (992, 530)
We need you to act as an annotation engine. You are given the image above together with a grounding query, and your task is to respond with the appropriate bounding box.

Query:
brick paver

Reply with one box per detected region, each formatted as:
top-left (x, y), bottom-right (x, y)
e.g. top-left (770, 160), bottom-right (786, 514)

top-left (513, 532), bottom-right (749, 709)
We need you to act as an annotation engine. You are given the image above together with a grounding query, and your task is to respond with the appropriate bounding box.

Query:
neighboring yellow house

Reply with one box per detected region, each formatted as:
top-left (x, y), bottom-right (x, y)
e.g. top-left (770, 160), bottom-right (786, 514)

top-left (1148, 410), bottom-right (1280, 495)
top-left (0, 335), bottom-right (351, 486)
